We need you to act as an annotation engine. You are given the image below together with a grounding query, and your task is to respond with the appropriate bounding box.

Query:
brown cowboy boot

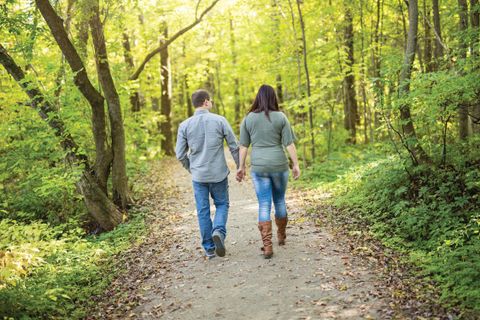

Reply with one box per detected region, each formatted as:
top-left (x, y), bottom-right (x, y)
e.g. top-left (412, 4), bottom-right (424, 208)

top-left (275, 217), bottom-right (288, 245)
top-left (258, 221), bottom-right (273, 259)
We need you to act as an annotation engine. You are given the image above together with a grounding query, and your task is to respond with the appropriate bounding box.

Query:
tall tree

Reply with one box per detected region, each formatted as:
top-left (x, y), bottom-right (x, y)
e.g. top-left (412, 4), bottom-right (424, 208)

top-left (471, 0), bottom-right (480, 134)
top-left (89, 0), bottom-right (129, 209)
top-left (343, 3), bottom-right (359, 144)
top-left (359, 0), bottom-right (369, 143)
top-left (432, 0), bottom-right (444, 68)
top-left (398, 0), bottom-right (430, 164)
top-left (272, 0), bottom-right (284, 103)
top-left (458, 0), bottom-right (470, 139)
top-left (159, 21), bottom-right (174, 156)
top-left (423, 0), bottom-right (434, 72)
top-left (296, 0), bottom-right (315, 160)
top-left (122, 31), bottom-right (144, 112)
top-left (371, 0), bottom-right (384, 141)
top-left (0, 44), bottom-right (122, 231)
top-left (229, 17), bottom-right (241, 128)
top-left (35, 0), bottom-right (129, 213)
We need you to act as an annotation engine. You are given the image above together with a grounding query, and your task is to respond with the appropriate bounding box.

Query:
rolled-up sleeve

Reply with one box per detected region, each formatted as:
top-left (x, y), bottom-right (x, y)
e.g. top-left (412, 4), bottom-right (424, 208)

top-left (239, 118), bottom-right (251, 147)
top-left (175, 123), bottom-right (190, 172)
top-left (281, 114), bottom-right (296, 147)
top-left (222, 118), bottom-right (240, 168)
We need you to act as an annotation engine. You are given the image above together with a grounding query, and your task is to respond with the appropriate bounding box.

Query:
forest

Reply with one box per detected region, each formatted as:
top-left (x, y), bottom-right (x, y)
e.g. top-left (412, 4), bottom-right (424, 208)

top-left (1, 0), bottom-right (479, 318)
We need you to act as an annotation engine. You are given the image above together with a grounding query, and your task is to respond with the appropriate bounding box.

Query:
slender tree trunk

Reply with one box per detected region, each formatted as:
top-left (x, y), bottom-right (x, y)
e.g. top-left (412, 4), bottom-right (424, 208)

top-left (54, 0), bottom-right (74, 100)
top-left (471, 0), bottom-right (480, 133)
top-left (399, 0), bottom-right (408, 47)
top-left (287, 0), bottom-right (302, 97)
top-left (423, 0), bottom-right (434, 72)
top-left (360, 0), bottom-right (369, 144)
top-left (296, 0), bottom-right (315, 160)
top-left (272, 0), bottom-right (284, 103)
top-left (399, 0), bottom-right (430, 164)
top-left (185, 75), bottom-right (193, 117)
top-left (432, 0), bottom-right (444, 68)
top-left (343, 4), bottom-right (359, 144)
top-left (75, 13), bottom-right (89, 62)
top-left (214, 62), bottom-right (227, 117)
top-left (458, 0), bottom-right (470, 139)
top-left (287, 0), bottom-right (306, 168)
top-left (0, 44), bottom-right (122, 231)
top-left (181, 42), bottom-right (194, 118)
top-left (90, 0), bottom-right (129, 209)
top-left (159, 21), bottom-right (174, 155)
top-left (229, 18), bottom-right (241, 128)
top-left (371, 0), bottom-right (384, 141)
top-left (122, 32), bottom-right (143, 112)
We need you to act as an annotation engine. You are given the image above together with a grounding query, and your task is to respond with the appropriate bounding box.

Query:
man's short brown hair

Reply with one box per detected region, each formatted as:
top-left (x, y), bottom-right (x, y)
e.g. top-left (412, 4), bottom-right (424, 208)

top-left (191, 89), bottom-right (211, 108)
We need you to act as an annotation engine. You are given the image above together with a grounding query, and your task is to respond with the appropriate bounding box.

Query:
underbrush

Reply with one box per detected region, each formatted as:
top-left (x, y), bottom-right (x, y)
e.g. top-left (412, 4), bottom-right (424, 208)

top-left (298, 142), bottom-right (480, 317)
top-left (0, 211), bottom-right (147, 319)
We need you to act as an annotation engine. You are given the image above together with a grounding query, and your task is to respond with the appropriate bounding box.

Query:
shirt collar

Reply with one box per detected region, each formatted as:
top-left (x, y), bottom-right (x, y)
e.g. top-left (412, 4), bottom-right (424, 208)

top-left (194, 109), bottom-right (210, 115)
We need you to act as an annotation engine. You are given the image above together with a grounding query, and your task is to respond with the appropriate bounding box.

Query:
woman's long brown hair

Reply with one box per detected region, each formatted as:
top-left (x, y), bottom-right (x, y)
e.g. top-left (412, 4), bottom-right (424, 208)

top-left (248, 84), bottom-right (279, 120)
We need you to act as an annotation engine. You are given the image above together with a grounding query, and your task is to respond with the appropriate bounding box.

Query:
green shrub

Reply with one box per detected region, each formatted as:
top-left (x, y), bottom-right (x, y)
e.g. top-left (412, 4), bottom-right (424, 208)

top-left (298, 143), bottom-right (480, 314)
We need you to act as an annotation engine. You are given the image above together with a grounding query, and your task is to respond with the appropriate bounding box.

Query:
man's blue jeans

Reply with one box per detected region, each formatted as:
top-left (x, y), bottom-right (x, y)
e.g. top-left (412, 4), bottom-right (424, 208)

top-left (251, 171), bottom-right (289, 222)
top-left (192, 177), bottom-right (229, 252)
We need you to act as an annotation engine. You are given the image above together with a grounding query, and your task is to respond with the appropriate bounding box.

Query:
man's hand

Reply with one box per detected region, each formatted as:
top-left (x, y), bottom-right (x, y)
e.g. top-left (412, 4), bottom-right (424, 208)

top-left (236, 167), bottom-right (246, 182)
top-left (292, 164), bottom-right (301, 180)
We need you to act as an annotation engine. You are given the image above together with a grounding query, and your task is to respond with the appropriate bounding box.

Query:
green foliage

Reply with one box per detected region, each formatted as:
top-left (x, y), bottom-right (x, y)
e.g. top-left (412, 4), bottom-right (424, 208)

top-left (299, 143), bottom-right (480, 315)
top-left (0, 212), bottom-right (146, 319)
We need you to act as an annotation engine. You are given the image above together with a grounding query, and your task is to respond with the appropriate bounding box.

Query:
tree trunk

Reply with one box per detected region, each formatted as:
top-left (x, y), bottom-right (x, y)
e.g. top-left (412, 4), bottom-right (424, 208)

top-left (458, 0), bottom-right (470, 140)
top-left (122, 32), bottom-right (143, 112)
top-left (90, 0), bottom-right (129, 209)
top-left (35, 0), bottom-right (111, 194)
top-left (343, 4), bottom-right (359, 144)
top-left (229, 18), bottom-right (241, 128)
top-left (371, 0), bottom-right (384, 141)
top-left (296, 0), bottom-right (315, 160)
top-left (360, 0), bottom-right (369, 144)
top-left (214, 62), bottom-right (227, 117)
top-left (399, 0), bottom-right (430, 164)
top-left (471, 0), bottom-right (480, 134)
top-left (53, 0), bottom-right (74, 100)
top-left (287, 0), bottom-right (302, 97)
top-left (159, 21), bottom-right (174, 156)
top-left (423, 0), bottom-right (434, 72)
top-left (272, 0), bottom-right (284, 103)
top-left (432, 0), bottom-right (444, 67)
top-left (0, 44), bottom-right (122, 231)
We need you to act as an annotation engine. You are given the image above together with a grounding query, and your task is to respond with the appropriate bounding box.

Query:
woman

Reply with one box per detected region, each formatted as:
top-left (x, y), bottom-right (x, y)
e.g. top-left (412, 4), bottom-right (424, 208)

top-left (237, 84), bottom-right (300, 259)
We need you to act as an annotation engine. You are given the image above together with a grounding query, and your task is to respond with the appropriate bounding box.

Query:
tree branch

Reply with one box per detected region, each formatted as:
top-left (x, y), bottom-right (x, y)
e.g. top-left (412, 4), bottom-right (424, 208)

top-left (35, 0), bottom-right (104, 108)
top-left (129, 0), bottom-right (220, 81)
top-left (0, 44), bottom-right (87, 165)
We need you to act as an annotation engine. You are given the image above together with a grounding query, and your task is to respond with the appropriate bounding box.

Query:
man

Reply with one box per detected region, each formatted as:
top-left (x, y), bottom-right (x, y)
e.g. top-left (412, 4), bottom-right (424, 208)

top-left (175, 89), bottom-right (240, 259)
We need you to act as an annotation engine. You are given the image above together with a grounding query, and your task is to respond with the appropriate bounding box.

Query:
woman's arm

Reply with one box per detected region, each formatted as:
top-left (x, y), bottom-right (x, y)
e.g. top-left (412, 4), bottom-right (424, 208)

top-left (236, 145), bottom-right (248, 182)
top-left (286, 143), bottom-right (301, 180)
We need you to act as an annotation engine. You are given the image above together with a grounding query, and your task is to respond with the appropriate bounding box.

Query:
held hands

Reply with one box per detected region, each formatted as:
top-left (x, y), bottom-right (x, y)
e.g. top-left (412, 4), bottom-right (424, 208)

top-left (292, 164), bottom-right (301, 180)
top-left (236, 167), bottom-right (246, 182)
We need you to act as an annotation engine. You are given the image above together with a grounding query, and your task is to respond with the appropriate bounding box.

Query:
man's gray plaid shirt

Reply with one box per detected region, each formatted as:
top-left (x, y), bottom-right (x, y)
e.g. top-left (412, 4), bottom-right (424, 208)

top-left (175, 109), bottom-right (240, 183)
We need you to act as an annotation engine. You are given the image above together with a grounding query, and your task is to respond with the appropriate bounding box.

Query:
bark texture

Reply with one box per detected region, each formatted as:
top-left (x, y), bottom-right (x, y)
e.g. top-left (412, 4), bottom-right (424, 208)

top-left (398, 0), bottom-right (430, 164)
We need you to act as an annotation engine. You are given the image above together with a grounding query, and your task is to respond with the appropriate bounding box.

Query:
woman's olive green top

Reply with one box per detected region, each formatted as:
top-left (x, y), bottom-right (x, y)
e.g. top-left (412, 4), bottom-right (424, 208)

top-left (239, 111), bottom-right (296, 173)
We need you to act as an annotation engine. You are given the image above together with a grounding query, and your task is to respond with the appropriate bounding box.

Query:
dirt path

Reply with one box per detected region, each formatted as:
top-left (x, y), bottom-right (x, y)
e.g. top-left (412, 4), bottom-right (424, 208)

top-left (128, 161), bottom-right (392, 319)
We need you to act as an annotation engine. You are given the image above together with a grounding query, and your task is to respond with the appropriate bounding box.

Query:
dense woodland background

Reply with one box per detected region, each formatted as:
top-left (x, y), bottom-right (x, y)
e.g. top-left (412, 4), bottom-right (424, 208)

top-left (1, 0), bottom-right (479, 318)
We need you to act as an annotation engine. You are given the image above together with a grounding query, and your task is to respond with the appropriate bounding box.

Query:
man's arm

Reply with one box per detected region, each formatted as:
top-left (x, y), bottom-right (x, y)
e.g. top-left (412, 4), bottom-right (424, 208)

top-left (222, 118), bottom-right (240, 168)
top-left (175, 123), bottom-right (190, 172)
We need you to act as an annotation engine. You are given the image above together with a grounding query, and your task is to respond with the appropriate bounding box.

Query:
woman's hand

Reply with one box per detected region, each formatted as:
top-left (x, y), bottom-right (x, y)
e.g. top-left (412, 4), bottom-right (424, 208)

top-left (236, 167), bottom-right (246, 182)
top-left (292, 164), bottom-right (301, 180)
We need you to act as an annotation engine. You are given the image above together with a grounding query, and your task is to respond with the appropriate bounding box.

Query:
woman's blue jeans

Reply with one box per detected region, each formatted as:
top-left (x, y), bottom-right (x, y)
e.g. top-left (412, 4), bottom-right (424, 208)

top-left (251, 171), bottom-right (289, 222)
top-left (192, 177), bottom-right (229, 252)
